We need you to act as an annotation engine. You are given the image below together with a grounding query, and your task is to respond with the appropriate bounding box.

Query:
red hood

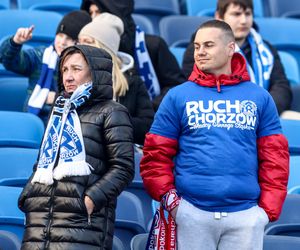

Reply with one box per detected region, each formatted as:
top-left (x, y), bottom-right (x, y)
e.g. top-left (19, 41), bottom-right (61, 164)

top-left (188, 53), bottom-right (250, 92)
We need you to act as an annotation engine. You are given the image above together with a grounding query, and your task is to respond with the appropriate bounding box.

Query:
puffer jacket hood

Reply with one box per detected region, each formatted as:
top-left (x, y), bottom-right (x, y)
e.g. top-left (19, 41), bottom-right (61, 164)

top-left (188, 52), bottom-right (251, 92)
top-left (58, 44), bottom-right (113, 101)
top-left (80, 0), bottom-right (136, 55)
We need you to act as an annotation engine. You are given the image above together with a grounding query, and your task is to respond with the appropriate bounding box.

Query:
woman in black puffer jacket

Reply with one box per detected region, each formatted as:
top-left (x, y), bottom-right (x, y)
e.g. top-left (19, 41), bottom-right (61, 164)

top-left (18, 45), bottom-right (134, 250)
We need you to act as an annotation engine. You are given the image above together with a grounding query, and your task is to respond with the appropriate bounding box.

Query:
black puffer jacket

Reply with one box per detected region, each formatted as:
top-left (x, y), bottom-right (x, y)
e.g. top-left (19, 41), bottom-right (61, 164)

top-left (80, 0), bottom-right (186, 110)
top-left (18, 45), bottom-right (134, 250)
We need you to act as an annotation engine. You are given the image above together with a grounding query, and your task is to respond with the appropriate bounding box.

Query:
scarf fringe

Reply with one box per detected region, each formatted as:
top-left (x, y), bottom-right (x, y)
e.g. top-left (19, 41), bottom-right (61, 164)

top-left (53, 161), bottom-right (92, 180)
top-left (31, 168), bottom-right (54, 185)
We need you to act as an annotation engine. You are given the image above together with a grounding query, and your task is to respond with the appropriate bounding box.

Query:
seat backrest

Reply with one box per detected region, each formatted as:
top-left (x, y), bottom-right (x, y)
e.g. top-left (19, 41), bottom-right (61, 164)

top-left (280, 119), bottom-right (300, 155)
top-left (134, 0), bottom-right (180, 35)
top-left (132, 14), bottom-right (155, 35)
top-left (170, 47), bottom-right (185, 66)
top-left (0, 111), bottom-right (44, 148)
top-left (113, 235), bottom-right (125, 250)
top-left (186, 0), bottom-right (264, 17)
top-left (116, 191), bottom-right (146, 230)
top-left (278, 51), bottom-right (300, 86)
top-left (159, 15), bottom-right (211, 47)
top-left (0, 147), bottom-right (38, 180)
top-left (0, 230), bottom-right (21, 250)
top-left (17, 0), bottom-right (81, 9)
top-left (288, 156), bottom-right (300, 191)
top-left (0, 77), bottom-right (28, 111)
top-left (0, 186), bottom-right (23, 218)
top-left (28, 2), bottom-right (81, 16)
top-left (0, 0), bottom-right (10, 9)
top-left (267, 0), bottom-right (300, 17)
top-left (130, 233), bottom-right (149, 250)
top-left (263, 235), bottom-right (300, 250)
top-left (0, 10), bottom-right (62, 47)
top-left (0, 217), bottom-right (25, 242)
top-left (291, 85), bottom-right (300, 112)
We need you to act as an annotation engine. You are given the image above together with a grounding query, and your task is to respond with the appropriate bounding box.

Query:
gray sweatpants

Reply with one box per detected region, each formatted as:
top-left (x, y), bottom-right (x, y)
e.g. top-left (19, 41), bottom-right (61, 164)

top-left (176, 199), bottom-right (269, 250)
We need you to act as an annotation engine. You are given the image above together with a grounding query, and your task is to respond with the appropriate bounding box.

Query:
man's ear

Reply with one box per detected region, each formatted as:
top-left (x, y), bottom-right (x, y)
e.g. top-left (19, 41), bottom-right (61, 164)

top-left (215, 11), bottom-right (221, 20)
top-left (228, 41), bottom-right (235, 56)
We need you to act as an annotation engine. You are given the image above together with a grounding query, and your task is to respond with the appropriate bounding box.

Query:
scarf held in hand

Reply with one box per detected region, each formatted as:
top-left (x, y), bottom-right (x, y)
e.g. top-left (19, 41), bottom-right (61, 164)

top-left (31, 82), bottom-right (93, 185)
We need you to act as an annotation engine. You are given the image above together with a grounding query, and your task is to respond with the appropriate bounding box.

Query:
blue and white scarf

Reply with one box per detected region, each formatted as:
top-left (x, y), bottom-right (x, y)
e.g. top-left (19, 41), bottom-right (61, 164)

top-left (31, 82), bottom-right (93, 185)
top-left (134, 26), bottom-right (160, 100)
top-left (28, 45), bottom-right (58, 115)
top-left (236, 28), bottom-right (274, 90)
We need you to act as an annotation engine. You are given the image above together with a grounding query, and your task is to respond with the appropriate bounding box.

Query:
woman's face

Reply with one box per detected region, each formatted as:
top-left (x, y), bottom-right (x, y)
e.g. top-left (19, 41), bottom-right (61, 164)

top-left (89, 4), bottom-right (101, 19)
top-left (61, 52), bottom-right (92, 93)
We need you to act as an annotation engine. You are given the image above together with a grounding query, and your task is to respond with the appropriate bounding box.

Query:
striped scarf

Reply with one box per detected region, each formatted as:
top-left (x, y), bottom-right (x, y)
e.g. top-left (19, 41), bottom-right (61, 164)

top-left (134, 26), bottom-right (160, 100)
top-left (31, 82), bottom-right (93, 185)
top-left (236, 28), bottom-right (274, 90)
top-left (28, 45), bottom-right (58, 115)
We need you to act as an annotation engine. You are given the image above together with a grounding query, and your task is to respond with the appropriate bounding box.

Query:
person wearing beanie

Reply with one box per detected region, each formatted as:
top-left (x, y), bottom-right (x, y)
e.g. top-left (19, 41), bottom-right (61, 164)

top-left (0, 10), bottom-right (92, 124)
top-left (79, 13), bottom-right (154, 145)
top-left (80, 0), bottom-right (186, 111)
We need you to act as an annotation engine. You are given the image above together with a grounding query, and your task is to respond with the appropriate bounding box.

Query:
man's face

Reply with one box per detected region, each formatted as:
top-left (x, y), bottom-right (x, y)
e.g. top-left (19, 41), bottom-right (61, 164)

top-left (54, 33), bottom-right (75, 56)
top-left (194, 27), bottom-right (234, 76)
top-left (62, 53), bottom-right (92, 93)
top-left (219, 3), bottom-right (253, 44)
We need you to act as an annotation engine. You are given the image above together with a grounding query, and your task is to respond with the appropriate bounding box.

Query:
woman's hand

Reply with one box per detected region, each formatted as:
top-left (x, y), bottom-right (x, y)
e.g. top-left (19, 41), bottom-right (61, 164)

top-left (84, 195), bottom-right (95, 215)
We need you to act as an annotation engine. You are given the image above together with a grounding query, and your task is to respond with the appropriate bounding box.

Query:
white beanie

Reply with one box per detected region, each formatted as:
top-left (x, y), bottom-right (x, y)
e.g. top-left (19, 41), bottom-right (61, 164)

top-left (79, 12), bottom-right (124, 55)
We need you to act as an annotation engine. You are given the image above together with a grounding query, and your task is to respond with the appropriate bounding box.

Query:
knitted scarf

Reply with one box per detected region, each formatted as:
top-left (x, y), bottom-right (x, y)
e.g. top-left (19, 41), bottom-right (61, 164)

top-left (28, 45), bottom-right (58, 115)
top-left (31, 82), bottom-right (93, 185)
top-left (134, 26), bottom-right (160, 100)
top-left (236, 28), bottom-right (274, 90)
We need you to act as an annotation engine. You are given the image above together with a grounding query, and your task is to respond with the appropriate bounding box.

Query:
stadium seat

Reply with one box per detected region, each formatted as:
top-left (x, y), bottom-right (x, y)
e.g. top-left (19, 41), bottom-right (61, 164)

top-left (263, 235), bottom-right (300, 250)
top-left (0, 217), bottom-right (24, 242)
top-left (17, 0), bottom-right (80, 10)
top-left (113, 235), bottom-right (125, 250)
top-left (0, 0), bottom-right (10, 9)
top-left (0, 77), bottom-right (28, 111)
top-left (132, 14), bottom-right (155, 35)
top-left (0, 10), bottom-right (62, 47)
top-left (0, 147), bottom-right (38, 184)
top-left (278, 51), bottom-right (300, 86)
top-left (185, 0), bottom-right (264, 17)
top-left (287, 156), bottom-right (300, 191)
top-left (265, 224), bottom-right (300, 237)
top-left (134, 0), bottom-right (180, 35)
top-left (280, 119), bottom-right (300, 155)
top-left (288, 185), bottom-right (300, 194)
top-left (0, 230), bottom-right (21, 250)
top-left (265, 195), bottom-right (300, 231)
top-left (170, 47), bottom-right (185, 66)
top-left (130, 233), bottom-right (148, 250)
top-left (267, 0), bottom-right (300, 18)
top-left (0, 111), bottom-right (44, 148)
top-left (159, 15), bottom-right (211, 47)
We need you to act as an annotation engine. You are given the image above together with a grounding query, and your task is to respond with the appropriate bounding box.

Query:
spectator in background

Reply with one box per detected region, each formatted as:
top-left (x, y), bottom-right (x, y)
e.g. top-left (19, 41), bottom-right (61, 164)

top-left (182, 0), bottom-right (292, 116)
top-left (0, 11), bottom-right (91, 124)
top-left (80, 0), bottom-right (186, 111)
top-left (79, 13), bottom-right (154, 145)
top-left (141, 20), bottom-right (289, 250)
top-left (18, 45), bottom-right (134, 249)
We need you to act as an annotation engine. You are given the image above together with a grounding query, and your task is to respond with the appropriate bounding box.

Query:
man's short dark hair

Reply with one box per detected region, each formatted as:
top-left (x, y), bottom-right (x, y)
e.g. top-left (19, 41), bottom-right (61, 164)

top-left (197, 19), bottom-right (235, 43)
top-left (217, 0), bottom-right (253, 18)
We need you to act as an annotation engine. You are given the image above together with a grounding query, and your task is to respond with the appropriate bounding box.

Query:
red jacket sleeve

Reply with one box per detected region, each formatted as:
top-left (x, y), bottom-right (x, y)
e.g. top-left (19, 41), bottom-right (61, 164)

top-left (140, 133), bottom-right (178, 201)
top-left (257, 134), bottom-right (289, 221)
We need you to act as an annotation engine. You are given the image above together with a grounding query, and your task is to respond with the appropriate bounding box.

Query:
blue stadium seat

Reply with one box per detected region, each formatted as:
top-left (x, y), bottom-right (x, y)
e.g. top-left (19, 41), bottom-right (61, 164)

top-left (267, 0), bottom-right (300, 17)
top-left (0, 111), bottom-right (44, 148)
top-left (134, 0), bottom-right (180, 35)
top-left (0, 77), bottom-right (28, 111)
top-left (185, 0), bottom-right (264, 17)
top-left (280, 119), bottom-right (300, 155)
top-left (0, 10), bottom-right (62, 47)
top-left (278, 51), bottom-right (300, 86)
top-left (0, 147), bottom-right (38, 184)
top-left (263, 235), bottom-right (300, 250)
top-left (17, 0), bottom-right (80, 10)
top-left (0, 0), bottom-right (10, 9)
top-left (0, 217), bottom-right (24, 242)
top-left (170, 47), bottom-right (185, 66)
top-left (287, 156), bottom-right (300, 191)
top-left (113, 235), bottom-right (125, 250)
top-left (130, 233), bottom-right (148, 250)
top-left (132, 14), bottom-right (155, 35)
top-left (159, 15), bottom-right (211, 47)
top-left (265, 224), bottom-right (300, 237)
top-left (265, 195), bottom-right (300, 232)
top-left (0, 230), bottom-right (21, 250)
top-left (288, 185), bottom-right (300, 194)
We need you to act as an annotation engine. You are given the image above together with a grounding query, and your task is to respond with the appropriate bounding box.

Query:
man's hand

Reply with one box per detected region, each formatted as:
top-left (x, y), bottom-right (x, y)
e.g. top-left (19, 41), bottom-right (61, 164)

top-left (170, 204), bottom-right (179, 219)
top-left (13, 25), bottom-right (34, 45)
top-left (84, 195), bottom-right (95, 215)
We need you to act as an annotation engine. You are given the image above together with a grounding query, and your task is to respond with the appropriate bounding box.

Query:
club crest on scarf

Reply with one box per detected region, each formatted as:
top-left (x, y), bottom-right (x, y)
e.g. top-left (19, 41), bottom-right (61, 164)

top-left (32, 82), bottom-right (93, 185)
